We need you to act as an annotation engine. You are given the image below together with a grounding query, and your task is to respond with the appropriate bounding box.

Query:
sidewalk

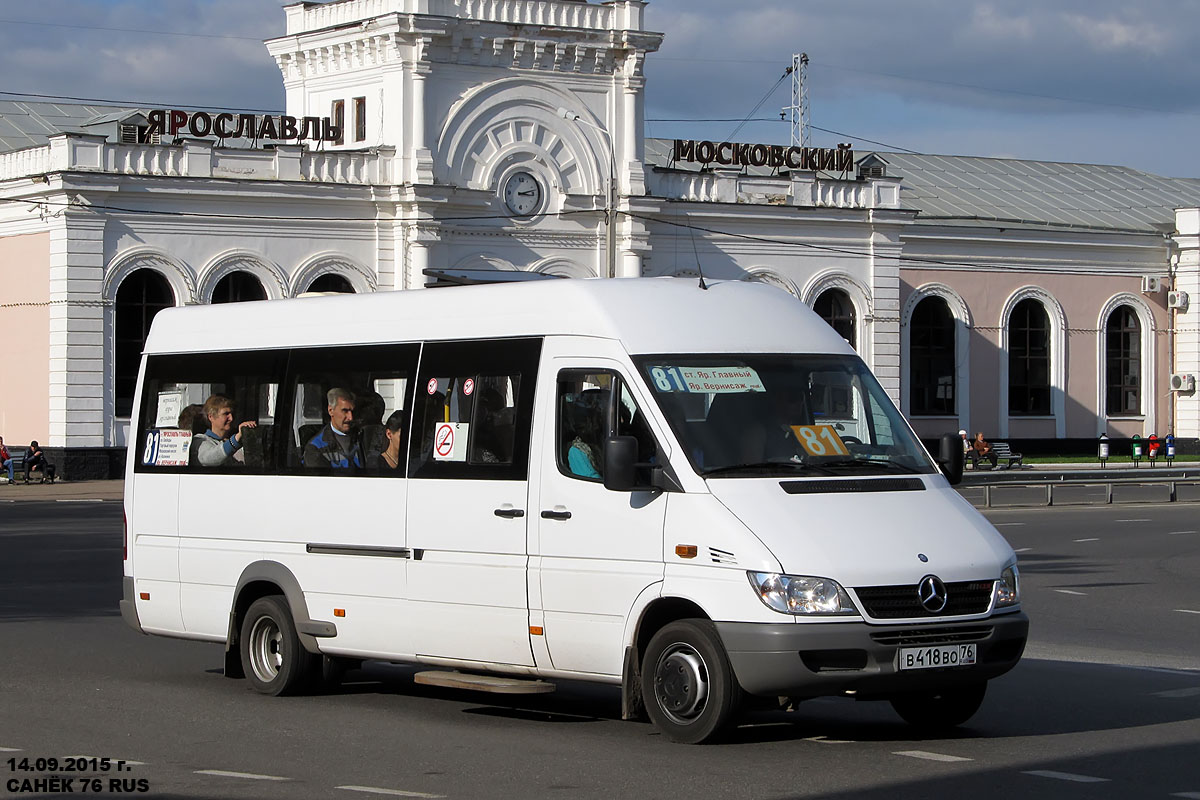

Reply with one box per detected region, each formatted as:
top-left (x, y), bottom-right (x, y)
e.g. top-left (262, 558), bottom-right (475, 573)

top-left (0, 479), bottom-right (124, 502)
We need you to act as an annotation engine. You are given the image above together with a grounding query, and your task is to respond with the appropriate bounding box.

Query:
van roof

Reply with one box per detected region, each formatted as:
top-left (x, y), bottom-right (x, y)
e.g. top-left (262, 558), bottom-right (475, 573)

top-left (143, 277), bottom-right (855, 356)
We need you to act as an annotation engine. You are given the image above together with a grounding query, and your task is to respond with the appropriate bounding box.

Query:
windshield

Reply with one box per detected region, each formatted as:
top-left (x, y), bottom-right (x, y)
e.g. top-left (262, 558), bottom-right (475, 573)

top-left (636, 354), bottom-right (937, 478)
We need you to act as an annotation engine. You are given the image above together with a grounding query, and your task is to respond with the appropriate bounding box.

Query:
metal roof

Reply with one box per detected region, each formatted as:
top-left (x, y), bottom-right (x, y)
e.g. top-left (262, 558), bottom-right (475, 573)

top-left (645, 138), bottom-right (1200, 234)
top-left (882, 152), bottom-right (1200, 234)
top-left (0, 100), bottom-right (144, 153)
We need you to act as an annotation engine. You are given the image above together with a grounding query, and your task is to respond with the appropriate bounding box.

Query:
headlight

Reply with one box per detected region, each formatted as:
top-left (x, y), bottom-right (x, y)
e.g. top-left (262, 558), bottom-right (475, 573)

top-left (994, 564), bottom-right (1020, 608)
top-left (746, 571), bottom-right (858, 616)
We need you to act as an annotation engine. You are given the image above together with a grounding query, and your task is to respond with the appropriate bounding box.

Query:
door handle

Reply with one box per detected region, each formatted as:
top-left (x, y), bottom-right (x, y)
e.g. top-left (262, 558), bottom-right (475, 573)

top-left (493, 508), bottom-right (525, 518)
top-left (540, 509), bottom-right (572, 520)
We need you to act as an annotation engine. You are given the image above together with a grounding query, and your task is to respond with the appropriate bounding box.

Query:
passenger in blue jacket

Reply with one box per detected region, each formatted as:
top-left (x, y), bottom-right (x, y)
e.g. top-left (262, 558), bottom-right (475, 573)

top-left (304, 388), bottom-right (364, 470)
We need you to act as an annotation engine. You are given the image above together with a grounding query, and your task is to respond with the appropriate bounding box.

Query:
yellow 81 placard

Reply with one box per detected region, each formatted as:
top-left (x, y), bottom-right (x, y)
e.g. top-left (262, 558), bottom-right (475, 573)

top-left (789, 425), bottom-right (849, 456)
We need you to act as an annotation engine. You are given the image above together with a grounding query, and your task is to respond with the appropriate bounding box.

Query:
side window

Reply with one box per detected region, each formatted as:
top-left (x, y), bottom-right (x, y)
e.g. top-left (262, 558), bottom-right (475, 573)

top-left (282, 344), bottom-right (419, 475)
top-left (557, 370), bottom-right (658, 482)
top-left (135, 350), bottom-right (286, 473)
top-left (410, 339), bottom-right (541, 481)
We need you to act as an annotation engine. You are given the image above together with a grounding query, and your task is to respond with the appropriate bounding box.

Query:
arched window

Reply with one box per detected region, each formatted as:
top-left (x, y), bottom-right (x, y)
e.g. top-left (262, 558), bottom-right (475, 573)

top-left (304, 274), bottom-right (355, 294)
top-left (1009, 298), bottom-right (1050, 415)
top-left (909, 296), bottom-right (955, 415)
top-left (1105, 305), bottom-right (1141, 416)
top-left (814, 288), bottom-right (856, 349)
top-left (114, 269), bottom-right (174, 417)
top-left (211, 271), bottom-right (266, 304)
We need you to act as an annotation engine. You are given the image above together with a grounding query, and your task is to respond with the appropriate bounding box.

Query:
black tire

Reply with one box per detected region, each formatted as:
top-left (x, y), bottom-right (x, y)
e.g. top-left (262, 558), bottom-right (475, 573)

top-left (890, 682), bottom-right (987, 731)
top-left (239, 595), bottom-right (317, 696)
top-left (641, 620), bottom-right (739, 744)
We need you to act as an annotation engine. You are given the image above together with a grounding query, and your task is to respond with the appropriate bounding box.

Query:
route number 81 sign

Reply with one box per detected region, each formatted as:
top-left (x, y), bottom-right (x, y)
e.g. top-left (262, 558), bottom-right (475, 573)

top-left (789, 425), bottom-right (849, 457)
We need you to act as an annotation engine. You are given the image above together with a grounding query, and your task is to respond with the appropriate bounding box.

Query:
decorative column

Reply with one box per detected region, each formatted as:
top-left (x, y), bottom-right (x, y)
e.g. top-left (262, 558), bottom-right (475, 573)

top-left (48, 207), bottom-right (107, 449)
top-left (405, 225), bottom-right (439, 290)
top-left (1172, 208), bottom-right (1200, 438)
top-left (409, 39), bottom-right (435, 184)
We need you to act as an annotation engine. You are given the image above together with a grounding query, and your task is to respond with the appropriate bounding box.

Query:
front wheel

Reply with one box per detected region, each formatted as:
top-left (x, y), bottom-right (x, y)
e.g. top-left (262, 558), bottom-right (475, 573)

top-left (890, 682), bottom-right (987, 731)
top-left (641, 620), bottom-right (739, 744)
top-left (240, 595), bottom-right (317, 696)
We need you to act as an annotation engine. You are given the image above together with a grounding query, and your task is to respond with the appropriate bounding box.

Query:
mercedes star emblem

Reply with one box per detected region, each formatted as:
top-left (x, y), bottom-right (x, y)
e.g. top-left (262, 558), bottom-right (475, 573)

top-left (917, 575), bottom-right (948, 613)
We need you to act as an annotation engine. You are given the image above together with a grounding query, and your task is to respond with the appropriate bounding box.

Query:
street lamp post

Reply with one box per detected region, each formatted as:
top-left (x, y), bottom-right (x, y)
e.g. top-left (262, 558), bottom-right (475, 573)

top-left (557, 107), bottom-right (617, 279)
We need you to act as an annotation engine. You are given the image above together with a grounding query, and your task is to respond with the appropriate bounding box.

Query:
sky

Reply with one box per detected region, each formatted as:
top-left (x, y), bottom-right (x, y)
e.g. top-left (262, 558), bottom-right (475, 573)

top-left (3, 0), bottom-right (1199, 177)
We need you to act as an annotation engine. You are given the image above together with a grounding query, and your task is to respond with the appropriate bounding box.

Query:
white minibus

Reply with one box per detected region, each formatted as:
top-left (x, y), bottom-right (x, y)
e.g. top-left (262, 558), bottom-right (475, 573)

top-left (122, 277), bottom-right (1026, 743)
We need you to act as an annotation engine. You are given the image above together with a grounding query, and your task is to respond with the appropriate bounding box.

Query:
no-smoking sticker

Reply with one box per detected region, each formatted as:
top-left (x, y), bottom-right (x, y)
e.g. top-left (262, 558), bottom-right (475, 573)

top-left (433, 422), bottom-right (468, 461)
top-left (463, 378), bottom-right (475, 396)
top-left (427, 378), bottom-right (439, 395)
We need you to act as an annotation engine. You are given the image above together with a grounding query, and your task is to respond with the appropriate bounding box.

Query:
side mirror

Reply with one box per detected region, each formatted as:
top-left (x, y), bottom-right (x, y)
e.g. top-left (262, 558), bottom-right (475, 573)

top-left (603, 435), bottom-right (638, 492)
top-left (937, 432), bottom-right (964, 485)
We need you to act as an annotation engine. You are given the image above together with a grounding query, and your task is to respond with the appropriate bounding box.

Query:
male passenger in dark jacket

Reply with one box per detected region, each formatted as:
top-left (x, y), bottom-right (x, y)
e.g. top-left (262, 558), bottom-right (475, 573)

top-left (304, 388), bottom-right (364, 469)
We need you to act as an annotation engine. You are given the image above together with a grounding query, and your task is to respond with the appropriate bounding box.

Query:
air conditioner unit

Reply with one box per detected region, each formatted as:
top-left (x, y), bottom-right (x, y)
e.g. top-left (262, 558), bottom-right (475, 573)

top-left (1141, 276), bottom-right (1164, 293)
top-left (1169, 373), bottom-right (1195, 392)
top-left (1168, 290), bottom-right (1190, 311)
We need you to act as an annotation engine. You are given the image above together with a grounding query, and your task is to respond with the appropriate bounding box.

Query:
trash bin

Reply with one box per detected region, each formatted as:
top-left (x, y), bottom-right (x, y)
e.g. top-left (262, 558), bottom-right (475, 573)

top-left (1148, 433), bottom-right (1160, 465)
top-left (1132, 434), bottom-right (1142, 467)
top-left (1098, 433), bottom-right (1109, 468)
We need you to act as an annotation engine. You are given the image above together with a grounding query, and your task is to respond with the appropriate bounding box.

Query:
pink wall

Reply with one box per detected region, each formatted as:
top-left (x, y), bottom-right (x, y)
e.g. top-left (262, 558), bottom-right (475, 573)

top-left (903, 268), bottom-right (1171, 441)
top-left (0, 232), bottom-right (51, 447)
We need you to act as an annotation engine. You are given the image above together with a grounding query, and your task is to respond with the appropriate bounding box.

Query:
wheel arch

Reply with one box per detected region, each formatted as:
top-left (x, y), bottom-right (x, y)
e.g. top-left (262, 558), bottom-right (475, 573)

top-left (620, 594), bottom-right (711, 720)
top-left (222, 561), bottom-right (337, 678)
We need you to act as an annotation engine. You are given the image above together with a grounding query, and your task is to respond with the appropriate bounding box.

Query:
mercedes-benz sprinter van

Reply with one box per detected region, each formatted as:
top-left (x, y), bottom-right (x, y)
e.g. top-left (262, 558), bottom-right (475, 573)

top-left (122, 277), bottom-right (1027, 743)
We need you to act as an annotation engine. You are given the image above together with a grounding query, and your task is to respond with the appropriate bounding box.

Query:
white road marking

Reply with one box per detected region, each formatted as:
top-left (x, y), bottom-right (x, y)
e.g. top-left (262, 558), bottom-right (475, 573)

top-left (1170, 793), bottom-right (1200, 799)
top-left (1153, 687), bottom-right (1200, 698)
top-left (1116, 518), bottom-right (1151, 522)
top-left (1054, 589), bottom-right (1087, 596)
top-left (56, 499), bottom-right (104, 503)
top-left (0, 747), bottom-right (22, 752)
top-left (1023, 770), bottom-right (1110, 783)
top-left (336, 786), bottom-right (446, 798)
top-left (1168, 531), bottom-right (1197, 535)
top-left (195, 770), bottom-right (289, 781)
top-left (1074, 537), bottom-right (1099, 542)
top-left (994, 522), bottom-right (1025, 527)
top-left (1176, 609), bottom-right (1200, 615)
top-left (804, 735), bottom-right (852, 744)
top-left (894, 750), bottom-right (973, 762)
top-left (1014, 547), bottom-right (1032, 553)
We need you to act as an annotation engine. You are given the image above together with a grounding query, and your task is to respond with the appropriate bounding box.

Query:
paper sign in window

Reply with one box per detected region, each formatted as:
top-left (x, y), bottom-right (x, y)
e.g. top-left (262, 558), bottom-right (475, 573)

top-left (433, 422), bottom-right (469, 462)
top-left (789, 425), bottom-right (849, 457)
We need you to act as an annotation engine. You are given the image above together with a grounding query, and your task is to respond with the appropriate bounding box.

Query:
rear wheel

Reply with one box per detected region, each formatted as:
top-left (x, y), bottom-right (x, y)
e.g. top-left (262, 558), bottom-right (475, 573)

top-left (890, 682), bottom-right (987, 731)
top-left (240, 595), bottom-right (317, 696)
top-left (641, 620), bottom-right (739, 744)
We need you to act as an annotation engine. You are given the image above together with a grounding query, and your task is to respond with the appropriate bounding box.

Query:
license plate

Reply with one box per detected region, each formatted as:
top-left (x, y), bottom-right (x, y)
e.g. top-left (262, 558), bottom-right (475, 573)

top-left (898, 643), bottom-right (976, 671)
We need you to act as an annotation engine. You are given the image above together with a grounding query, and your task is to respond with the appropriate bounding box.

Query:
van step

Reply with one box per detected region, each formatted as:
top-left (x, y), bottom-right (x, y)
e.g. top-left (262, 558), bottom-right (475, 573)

top-left (413, 671), bottom-right (556, 695)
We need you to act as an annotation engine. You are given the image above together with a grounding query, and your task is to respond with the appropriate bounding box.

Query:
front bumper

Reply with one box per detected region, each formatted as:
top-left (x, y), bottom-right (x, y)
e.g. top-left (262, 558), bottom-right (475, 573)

top-left (716, 612), bottom-right (1028, 698)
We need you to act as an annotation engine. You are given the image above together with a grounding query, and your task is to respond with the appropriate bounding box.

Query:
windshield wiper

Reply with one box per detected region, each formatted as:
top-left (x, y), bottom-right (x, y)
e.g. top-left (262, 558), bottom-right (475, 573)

top-left (816, 459), bottom-right (922, 474)
top-left (701, 461), bottom-right (836, 478)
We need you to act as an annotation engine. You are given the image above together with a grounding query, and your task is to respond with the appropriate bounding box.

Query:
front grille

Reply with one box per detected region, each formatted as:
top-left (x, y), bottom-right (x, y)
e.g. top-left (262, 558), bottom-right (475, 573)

top-left (854, 580), bottom-right (994, 619)
top-left (870, 625), bottom-right (994, 647)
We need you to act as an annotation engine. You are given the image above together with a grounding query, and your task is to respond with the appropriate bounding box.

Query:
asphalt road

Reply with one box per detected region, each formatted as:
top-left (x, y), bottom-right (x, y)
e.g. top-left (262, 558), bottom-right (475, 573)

top-left (1, 499), bottom-right (1198, 799)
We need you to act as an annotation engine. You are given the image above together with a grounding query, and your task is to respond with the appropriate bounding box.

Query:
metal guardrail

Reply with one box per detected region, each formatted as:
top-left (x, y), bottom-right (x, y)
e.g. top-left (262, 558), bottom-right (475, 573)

top-left (961, 476), bottom-right (1200, 508)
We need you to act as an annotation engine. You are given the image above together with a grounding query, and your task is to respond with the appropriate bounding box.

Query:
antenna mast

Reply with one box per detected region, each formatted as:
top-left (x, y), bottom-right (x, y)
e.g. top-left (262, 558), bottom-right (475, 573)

top-left (787, 53), bottom-right (810, 148)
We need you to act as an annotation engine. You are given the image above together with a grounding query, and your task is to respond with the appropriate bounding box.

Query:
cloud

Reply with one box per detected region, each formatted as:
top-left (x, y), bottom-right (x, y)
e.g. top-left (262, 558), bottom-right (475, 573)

top-left (1060, 13), bottom-right (1173, 52)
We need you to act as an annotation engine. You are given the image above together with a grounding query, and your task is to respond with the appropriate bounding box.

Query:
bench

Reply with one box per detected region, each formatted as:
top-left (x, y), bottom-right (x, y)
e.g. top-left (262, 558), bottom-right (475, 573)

top-left (991, 442), bottom-right (1023, 469)
top-left (3, 449), bottom-right (56, 484)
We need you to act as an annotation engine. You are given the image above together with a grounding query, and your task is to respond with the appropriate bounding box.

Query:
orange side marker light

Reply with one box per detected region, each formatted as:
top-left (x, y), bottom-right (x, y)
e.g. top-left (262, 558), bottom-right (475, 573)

top-left (529, 626), bottom-right (544, 636)
top-left (675, 545), bottom-right (698, 559)
top-left (334, 609), bottom-right (346, 617)
top-left (139, 592), bottom-right (150, 601)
